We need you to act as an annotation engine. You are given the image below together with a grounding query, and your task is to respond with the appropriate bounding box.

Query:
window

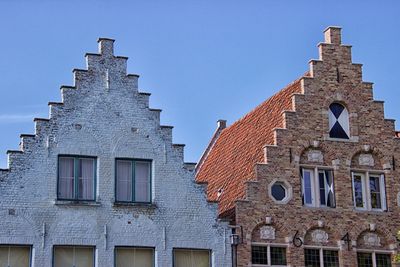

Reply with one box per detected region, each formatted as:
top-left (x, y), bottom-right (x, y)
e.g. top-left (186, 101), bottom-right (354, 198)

top-left (251, 245), bottom-right (287, 266)
top-left (328, 103), bottom-right (350, 139)
top-left (357, 252), bottom-right (391, 267)
top-left (173, 249), bottom-right (211, 267)
top-left (304, 248), bottom-right (339, 267)
top-left (115, 159), bottom-right (151, 203)
top-left (58, 156), bottom-right (96, 201)
top-left (0, 245), bottom-right (31, 267)
top-left (271, 183), bottom-right (286, 201)
top-left (352, 172), bottom-right (386, 211)
top-left (53, 246), bottom-right (94, 267)
top-left (301, 168), bottom-right (335, 208)
top-left (115, 247), bottom-right (154, 267)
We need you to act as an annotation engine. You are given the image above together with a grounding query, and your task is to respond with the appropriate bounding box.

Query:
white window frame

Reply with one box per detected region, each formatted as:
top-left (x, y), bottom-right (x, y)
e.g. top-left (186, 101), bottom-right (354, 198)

top-left (351, 171), bottom-right (386, 211)
top-left (356, 249), bottom-right (394, 267)
top-left (251, 243), bottom-right (288, 267)
top-left (304, 246), bottom-right (340, 267)
top-left (301, 167), bottom-right (335, 208)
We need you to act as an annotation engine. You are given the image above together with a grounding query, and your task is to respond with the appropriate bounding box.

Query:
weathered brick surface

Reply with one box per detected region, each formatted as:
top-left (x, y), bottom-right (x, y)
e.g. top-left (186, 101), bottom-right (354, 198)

top-left (198, 27), bottom-right (400, 266)
top-left (0, 39), bottom-right (231, 267)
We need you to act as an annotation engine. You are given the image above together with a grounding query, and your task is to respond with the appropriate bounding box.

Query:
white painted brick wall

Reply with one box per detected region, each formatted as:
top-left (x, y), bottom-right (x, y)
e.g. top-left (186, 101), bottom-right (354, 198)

top-left (0, 39), bottom-right (232, 267)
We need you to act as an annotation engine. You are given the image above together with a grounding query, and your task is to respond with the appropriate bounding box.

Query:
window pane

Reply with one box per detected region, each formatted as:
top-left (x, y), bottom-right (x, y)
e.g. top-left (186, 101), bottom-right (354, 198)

top-left (304, 249), bottom-right (320, 267)
top-left (54, 247), bottom-right (74, 267)
top-left (323, 250), bottom-right (339, 267)
top-left (376, 253), bottom-right (391, 267)
top-left (303, 170), bottom-right (313, 205)
top-left (319, 171), bottom-right (326, 205)
top-left (325, 170), bottom-right (335, 208)
top-left (78, 158), bottom-right (95, 200)
top-left (271, 247), bottom-right (286, 265)
top-left (135, 162), bottom-right (150, 202)
top-left (357, 252), bottom-right (373, 267)
top-left (251, 246), bottom-right (268, 265)
top-left (0, 246), bottom-right (30, 267)
top-left (353, 175), bottom-right (364, 208)
top-left (271, 183), bottom-right (286, 201)
top-left (116, 160), bottom-right (132, 202)
top-left (134, 248), bottom-right (154, 267)
top-left (115, 248), bottom-right (135, 267)
top-left (54, 246), bottom-right (94, 267)
top-left (75, 247), bottom-right (94, 267)
top-left (59, 157), bottom-right (75, 199)
top-left (370, 176), bottom-right (382, 209)
top-left (174, 249), bottom-right (210, 267)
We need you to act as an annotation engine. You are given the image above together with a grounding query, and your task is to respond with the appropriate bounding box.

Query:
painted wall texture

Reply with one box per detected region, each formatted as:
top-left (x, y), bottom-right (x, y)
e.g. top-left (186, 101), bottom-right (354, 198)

top-left (0, 39), bottom-right (232, 267)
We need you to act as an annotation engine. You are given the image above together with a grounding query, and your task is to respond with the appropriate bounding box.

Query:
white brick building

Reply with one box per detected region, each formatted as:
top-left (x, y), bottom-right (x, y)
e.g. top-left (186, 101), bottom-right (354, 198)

top-left (0, 39), bottom-right (232, 267)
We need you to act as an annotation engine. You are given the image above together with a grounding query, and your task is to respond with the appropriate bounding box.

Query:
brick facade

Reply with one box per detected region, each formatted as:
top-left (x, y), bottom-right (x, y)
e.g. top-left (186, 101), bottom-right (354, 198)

top-left (0, 39), bottom-right (232, 266)
top-left (197, 27), bottom-right (400, 267)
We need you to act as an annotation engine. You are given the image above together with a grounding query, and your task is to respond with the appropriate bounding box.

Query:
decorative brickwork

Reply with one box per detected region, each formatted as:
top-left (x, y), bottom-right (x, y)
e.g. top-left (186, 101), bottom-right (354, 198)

top-left (197, 27), bottom-right (400, 266)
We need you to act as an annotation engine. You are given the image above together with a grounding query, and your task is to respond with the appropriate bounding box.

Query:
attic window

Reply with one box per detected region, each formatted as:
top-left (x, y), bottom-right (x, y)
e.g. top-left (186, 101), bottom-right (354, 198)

top-left (328, 103), bottom-right (350, 139)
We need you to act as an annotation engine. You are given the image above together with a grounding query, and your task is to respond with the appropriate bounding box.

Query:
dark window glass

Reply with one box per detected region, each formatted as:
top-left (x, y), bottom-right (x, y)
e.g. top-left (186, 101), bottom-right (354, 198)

top-left (357, 252), bottom-right (373, 267)
top-left (323, 250), bottom-right (339, 267)
top-left (369, 176), bottom-right (382, 209)
top-left (319, 172), bottom-right (326, 205)
top-left (353, 175), bottom-right (364, 208)
top-left (329, 103), bottom-right (350, 139)
top-left (251, 246), bottom-right (268, 265)
top-left (376, 253), bottom-right (391, 267)
top-left (270, 247), bottom-right (287, 266)
top-left (305, 249), bottom-right (320, 267)
top-left (271, 183), bottom-right (286, 201)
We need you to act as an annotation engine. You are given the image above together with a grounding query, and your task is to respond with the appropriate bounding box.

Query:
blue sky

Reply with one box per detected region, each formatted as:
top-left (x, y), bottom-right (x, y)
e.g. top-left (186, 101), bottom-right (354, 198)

top-left (0, 0), bottom-right (399, 167)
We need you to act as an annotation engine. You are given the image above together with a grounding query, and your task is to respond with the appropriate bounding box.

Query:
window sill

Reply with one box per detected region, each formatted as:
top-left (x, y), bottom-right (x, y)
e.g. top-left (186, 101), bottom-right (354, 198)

top-left (112, 202), bottom-right (157, 208)
top-left (324, 136), bottom-right (359, 142)
top-left (54, 200), bottom-right (101, 207)
top-left (353, 208), bottom-right (388, 214)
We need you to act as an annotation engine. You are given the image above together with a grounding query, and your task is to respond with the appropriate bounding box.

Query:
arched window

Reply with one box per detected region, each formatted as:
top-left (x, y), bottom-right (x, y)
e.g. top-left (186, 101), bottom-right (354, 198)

top-left (328, 103), bottom-right (350, 139)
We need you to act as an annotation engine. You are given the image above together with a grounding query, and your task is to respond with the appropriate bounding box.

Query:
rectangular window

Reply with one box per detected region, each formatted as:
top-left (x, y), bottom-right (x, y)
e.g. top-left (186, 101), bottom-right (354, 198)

top-left (251, 245), bottom-right (287, 266)
top-left (352, 172), bottom-right (386, 211)
top-left (58, 156), bottom-right (96, 201)
top-left (115, 159), bottom-right (151, 203)
top-left (53, 246), bottom-right (94, 267)
top-left (115, 247), bottom-right (154, 267)
top-left (304, 248), bottom-right (338, 267)
top-left (173, 249), bottom-right (211, 267)
top-left (357, 252), bottom-right (391, 267)
top-left (301, 168), bottom-right (335, 208)
top-left (0, 245), bottom-right (31, 267)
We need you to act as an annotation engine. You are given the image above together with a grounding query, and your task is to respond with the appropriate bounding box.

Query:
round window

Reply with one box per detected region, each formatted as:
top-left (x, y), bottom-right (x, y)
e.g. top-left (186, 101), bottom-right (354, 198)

top-left (271, 182), bottom-right (286, 201)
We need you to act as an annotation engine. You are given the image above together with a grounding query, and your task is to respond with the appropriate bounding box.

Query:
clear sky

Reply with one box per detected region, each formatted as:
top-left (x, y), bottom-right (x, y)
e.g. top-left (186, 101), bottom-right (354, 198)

top-left (0, 0), bottom-right (399, 168)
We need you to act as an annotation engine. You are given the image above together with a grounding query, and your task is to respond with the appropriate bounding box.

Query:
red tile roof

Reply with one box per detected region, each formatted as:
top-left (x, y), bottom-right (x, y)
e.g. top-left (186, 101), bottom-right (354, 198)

top-left (196, 74), bottom-right (306, 218)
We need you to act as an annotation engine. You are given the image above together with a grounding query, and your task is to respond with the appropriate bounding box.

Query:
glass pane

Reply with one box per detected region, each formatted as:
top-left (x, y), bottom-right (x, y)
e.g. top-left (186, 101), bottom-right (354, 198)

top-left (357, 252), bottom-right (373, 267)
top-left (174, 249), bottom-right (210, 267)
top-left (54, 247), bottom-right (74, 267)
top-left (135, 162), bottom-right (150, 202)
top-left (75, 247), bottom-right (94, 267)
top-left (134, 248), bottom-right (153, 267)
top-left (319, 171), bottom-right (326, 205)
top-left (353, 175), bottom-right (364, 208)
top-left (271, 183), bottom-right (286, 201)
top-left (325, 170), bottom-right (335, 207)
top-left (270, 247), bottom-right (286, 265)
top-left (303, 170), bottom-right (313, 205)
top-left (304, 249), bottom-right (320, 267)
top-left (251, 246), bottom-right (268, 265)
top-left (376, 253), bottom-right (391, 267)
top-left (0, 246), bottom-right (30, 267)
top-left (115, 248), bottom-right (135, 267)
top-left (116, 160), bottom-right (132, 202)
top-left (59, 157), bottom-right (75, 199)
top-left (370, 176), bottom-right (382, 209)
top-left (323, 250), bottom-right (339, 267)
top-left (78, 158), bottom-right (95, 200)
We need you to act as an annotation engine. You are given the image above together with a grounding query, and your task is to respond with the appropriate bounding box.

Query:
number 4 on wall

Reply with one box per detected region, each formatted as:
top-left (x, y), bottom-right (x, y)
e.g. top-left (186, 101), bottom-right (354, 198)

top-left (341, 233), bottom-right (351, 251)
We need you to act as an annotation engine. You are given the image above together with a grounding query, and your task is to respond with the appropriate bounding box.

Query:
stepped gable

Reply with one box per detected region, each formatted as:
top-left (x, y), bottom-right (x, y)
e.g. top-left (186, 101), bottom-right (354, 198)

top-left (196, 74), bottom-right (307, 218)
top-left (0, 38), bottom-right (192, 177)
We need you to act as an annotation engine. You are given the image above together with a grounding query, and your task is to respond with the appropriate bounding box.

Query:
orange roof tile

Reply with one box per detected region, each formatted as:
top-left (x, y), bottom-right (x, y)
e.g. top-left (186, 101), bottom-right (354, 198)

top-left (196, 74), bottom-right (306, 218)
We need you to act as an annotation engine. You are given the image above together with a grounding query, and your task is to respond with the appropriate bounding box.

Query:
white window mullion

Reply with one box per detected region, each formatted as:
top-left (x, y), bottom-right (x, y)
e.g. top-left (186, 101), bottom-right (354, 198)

top-left (380, 174), bottom-right (387, 211)
top-left (372, 252), bottom-right (377, 267)
top-left (267, 245), bottom-right (271, 267)
top-left (365, 172), bottom-right (371, 210)
top-left (320, 248), bottom-right (324, 267)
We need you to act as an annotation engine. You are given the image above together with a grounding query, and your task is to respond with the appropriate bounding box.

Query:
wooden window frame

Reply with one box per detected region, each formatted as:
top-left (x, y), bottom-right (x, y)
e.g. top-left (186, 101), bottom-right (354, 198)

top-left (52, 245), bottom-right (95, 267)
top-left (301, 167), bottom-right (335, 208)
top-left (172, 248), bottom-right (212, 267)
top-left (351, 171), bottom-right (386, 212)
top-left (0, 245), bottom-right (32, 267)
top-left (304, 246), bottom-right (340, 267)
top-left (356, 249), bottom-right (394, 267)
top-left (114, 246), bottom-right (155, 267)
top-left (251, 243), bottom-right (288, 267)
top-left (57, 155), bottom-right (97, 201)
